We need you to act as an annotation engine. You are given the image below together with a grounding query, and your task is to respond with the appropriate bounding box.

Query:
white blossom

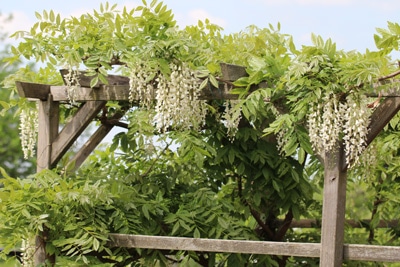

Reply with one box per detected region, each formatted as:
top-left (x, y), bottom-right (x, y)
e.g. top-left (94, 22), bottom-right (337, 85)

top-left (20, 237), bottom-right (35, 267)
top-left (19, 104), bottom-right (38, 159)
top-left (129, 62), bottom-right (207, 132)
top-left (222, 100), bottom-right (242, 140)
top-left (307, 93), bottom-right (370, 167)
top-left (63, 67), bottom-right (81, 105)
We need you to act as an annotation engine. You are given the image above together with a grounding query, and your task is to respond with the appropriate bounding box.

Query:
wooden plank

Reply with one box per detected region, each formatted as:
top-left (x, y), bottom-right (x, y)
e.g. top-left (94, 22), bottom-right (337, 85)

top-left (320, 145), bottom-right (347, 267)
top-left (220, 63), bottom-right (247, 81)
top-left (36, 95), bottom-right (59, 172)
top-left (50, 101), bottom-right (106, 167)
top-left (109, 234), bottom-right (321, 258)
top-left (50, 83), bottom-right (238, 102)
top-left (288, 219), bottom-right (399, 228)
top-left (109, 234), bottom-right (400, 262)
top-left (344, 244), bottom-right (400, 262)
top-left (67, 123), bottom-right (114, 172)
top-left (16, 81), bottom-right (51, 100)
top-left (366, 96), bottom-right (400, 146)
top-left (60, 69), bottom-right (130, 88)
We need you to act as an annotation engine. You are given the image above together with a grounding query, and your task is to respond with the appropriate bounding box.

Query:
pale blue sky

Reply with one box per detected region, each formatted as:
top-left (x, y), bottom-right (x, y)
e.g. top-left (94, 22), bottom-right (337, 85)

top-left (1, 0), bottom-right (400, 53)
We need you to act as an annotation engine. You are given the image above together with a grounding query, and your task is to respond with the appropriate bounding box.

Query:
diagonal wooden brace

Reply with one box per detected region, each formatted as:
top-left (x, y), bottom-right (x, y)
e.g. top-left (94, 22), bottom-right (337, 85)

top-left (49, 100), bottom-right (106, 168)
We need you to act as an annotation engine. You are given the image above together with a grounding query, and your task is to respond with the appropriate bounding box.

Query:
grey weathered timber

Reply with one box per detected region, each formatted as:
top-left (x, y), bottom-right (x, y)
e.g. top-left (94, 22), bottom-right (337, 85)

top-left (366, 96), bottom-right (400, 146)
top-left (288, 218), bottom-right (399, 228)
top-left (59, 69), bottom-right (130, 88)
top-left (66, 123), bottom-right (114, 172)
top-left (344, 244), bottom-right (400, 262)
top-left (109, 234), bottom-right (400, 262)
top-left (16, 81), bottom-right (51, 100)
top-left (50, 101), bottom-right (106, 168)
top-left (109, 234), bottom-right (321, 258)
top-left (320, 145), bottom-right (347, 267)
top-left (17, 82), bottom-right (237, 102)
top-left (35, 94), bottom-right (59, 265)
top-left (37, 94), bottom-right (59, 172)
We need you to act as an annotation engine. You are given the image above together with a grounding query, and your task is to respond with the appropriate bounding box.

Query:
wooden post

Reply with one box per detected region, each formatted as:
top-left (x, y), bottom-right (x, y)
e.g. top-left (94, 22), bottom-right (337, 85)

top-left (320, 145), bottom-right (347, 266)
top-left (35, 94), bottom-right (59, 265)
top-left (36, 94), bottom-right (59, 172)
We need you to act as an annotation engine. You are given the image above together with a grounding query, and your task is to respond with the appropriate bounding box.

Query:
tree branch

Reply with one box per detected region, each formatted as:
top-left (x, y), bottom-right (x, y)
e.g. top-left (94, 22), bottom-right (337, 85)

top-left (274, 209), bottom-right (294, 241)
top-left (236, 175), bottom-right (275, 239)
top-left (378, 69), bottom-right (400, 82)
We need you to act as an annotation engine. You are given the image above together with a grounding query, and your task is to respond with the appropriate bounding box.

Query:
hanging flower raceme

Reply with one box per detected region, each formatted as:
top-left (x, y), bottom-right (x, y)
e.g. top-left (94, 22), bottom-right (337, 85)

top-left (19, 104), bottom-right (39, 159)
top-left (307, 93), bottom-right (370, 166)
top-left (129, 62), bottom-right (207, 132)
top-left (63, 67), bottom-right (81, 105)
top-left (222, 100), bottom-right (242, 140)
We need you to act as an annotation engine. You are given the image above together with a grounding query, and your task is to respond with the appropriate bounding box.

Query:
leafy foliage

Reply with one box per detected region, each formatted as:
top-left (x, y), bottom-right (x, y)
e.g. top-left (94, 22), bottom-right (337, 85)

top-left (2, 1), bottom-right (400, 266)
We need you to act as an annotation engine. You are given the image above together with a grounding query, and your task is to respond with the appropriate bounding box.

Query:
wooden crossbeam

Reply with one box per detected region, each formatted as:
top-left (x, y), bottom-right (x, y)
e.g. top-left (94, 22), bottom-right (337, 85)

top-left (109, 234), bottom-right (321, 258)
top-left (108, 234), bottom-right (400, 262)
top-left (16, 82), bottom-right (238, 102)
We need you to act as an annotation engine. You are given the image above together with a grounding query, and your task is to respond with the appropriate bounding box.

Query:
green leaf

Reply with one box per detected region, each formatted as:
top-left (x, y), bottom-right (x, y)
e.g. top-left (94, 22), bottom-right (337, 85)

top-left (248, 56), bottom-right (266, 71)
top-left (218, 217), bottom-right (229, 229)
top-left (92, 238), bottom-right (100, 251)
top-left (209, 75), bottom-right (219, 88)
top-left (142, 204), bottom-right (150, 220)
top-left (272, 180), bottom-right (280, 193)
top-left (194, 228), bottom-right (201, 238)
top-left (90, 76), bottom-right (99, 88)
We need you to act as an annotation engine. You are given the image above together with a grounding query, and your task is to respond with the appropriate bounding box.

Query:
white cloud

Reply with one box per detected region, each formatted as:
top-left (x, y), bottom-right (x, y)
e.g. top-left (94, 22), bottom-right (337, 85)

top-left (176, 9), bottom-right (227, 28)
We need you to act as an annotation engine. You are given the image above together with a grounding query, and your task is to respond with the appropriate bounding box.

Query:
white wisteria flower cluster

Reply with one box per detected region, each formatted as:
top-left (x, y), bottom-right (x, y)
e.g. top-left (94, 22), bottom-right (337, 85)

top-left (19, 104), bottom-right (38, 159)
top-left (308, 93), bottom-right (370, 166)
top-left (21, 237), bottom-right (35, 267)
top-left (63, 67), bottom-right (81, 104)
top-left (129, 63), bottom-right (207, 132)
top-left (222, 100), bottom-right (242, 140)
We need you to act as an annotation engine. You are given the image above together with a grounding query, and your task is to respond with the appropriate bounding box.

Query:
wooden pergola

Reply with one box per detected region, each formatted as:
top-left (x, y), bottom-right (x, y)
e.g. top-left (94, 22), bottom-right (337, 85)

top-left (16, 63), bottom-right (400, 266)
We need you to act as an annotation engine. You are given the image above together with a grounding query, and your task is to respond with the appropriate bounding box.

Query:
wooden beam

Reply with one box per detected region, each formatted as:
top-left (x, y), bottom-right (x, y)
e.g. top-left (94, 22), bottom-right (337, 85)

top-left (50, 101), bottom-right (106, 168)
top-left (16, 81), bottom-right (51, 100)
top-left (59, 69), bottom-right (130, 88)
top-left (288, 219), bottom-right (399, 228)
top-left (109, 234), bottom-right (321, 258)
top-left (320, 145), bottom-right (347, 267)
top-left (67, 123), bottom-right (114, 172)
top-left (36, 95), bottom-right (59, 172)
top-left (344, 244), bottom-right (400, 262)
top-left (366, 96), bottom-right (400, 146)
top-left (109, 234), bottom-right (400, 262)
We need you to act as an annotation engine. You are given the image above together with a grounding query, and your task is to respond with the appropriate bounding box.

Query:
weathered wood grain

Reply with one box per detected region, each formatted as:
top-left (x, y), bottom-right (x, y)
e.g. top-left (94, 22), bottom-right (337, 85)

top-left (320, 145), bottom-right (347, 267)
top-left (50, 101), bottom-right (106, 167)
top-left (109, 234), bottom-right (321, 258)
top-left (60, 69), bottom-right (130, 88)
top-left (37, 94), bottom-right (59, 172)
top-left (66, 123), bottom-right (114, 172)
top-left (344, 244), bottom-right (400, 262)
top-left (109, 234), bottom-right (400, 262)
top-left (16, 81), bottom-right (50, 100)
top-left (366, 96), bottom-right (400, 146)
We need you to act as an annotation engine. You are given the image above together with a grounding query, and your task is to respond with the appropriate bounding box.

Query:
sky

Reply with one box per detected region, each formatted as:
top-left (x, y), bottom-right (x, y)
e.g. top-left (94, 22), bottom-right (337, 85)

top-left (1, 0), bottom-right (400, 53)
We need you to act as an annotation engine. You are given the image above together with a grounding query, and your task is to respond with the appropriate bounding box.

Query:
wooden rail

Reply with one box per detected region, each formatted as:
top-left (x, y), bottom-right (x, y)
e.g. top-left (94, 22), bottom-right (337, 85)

top-left (108, 234), bottom-right (400, 262)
